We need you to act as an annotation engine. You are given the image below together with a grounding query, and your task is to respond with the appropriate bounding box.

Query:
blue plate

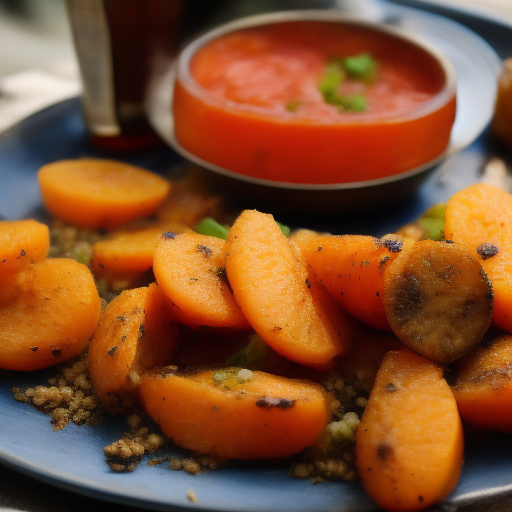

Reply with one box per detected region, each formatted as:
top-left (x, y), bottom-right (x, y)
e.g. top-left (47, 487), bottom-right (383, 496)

top-left (1, 1), bottom-right (512, 511)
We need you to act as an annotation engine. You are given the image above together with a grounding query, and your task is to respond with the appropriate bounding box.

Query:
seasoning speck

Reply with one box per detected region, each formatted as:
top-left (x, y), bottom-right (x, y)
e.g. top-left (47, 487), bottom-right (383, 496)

top-left (477, 242), bottom-right (498, 260)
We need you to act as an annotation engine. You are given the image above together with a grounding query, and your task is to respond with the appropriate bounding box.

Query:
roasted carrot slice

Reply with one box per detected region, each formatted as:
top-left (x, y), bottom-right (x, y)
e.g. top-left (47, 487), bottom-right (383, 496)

top-left (0, 219), bottom-right (49, 278)
top-left (92, 219), bottom-right (190, 284)
top-left (356, 348), bottom-right (464, 512)
top-left (138, 367), bottom-right (331, 460)
top-left (444, 183), bottom-right (512, 332)
top-left (88, 283), bottom-right (179, 414)
top-left (452, 333), bottom-right (512, 433)
top-left (37, 158), bottom-right (171, 229)
top-left (382, 239), bottom-right (493, 364)
top-left (153, 231), bottom-right (250, 330)
top-left (225, 210), bottom-right (355, 368)
top-left (304, 234), bottom-right (414, 331)
top-left (0, 258), bottom-right (101, 371)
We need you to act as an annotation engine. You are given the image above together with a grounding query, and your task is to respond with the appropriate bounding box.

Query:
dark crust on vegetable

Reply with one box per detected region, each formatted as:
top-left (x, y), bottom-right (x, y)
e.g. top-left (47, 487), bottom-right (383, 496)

top-left (255, 396), bottom-right (296, 409)
top-left (477, 242), bottom-right (499, 260)
top-left (383, 240), bottom-right (493, 364)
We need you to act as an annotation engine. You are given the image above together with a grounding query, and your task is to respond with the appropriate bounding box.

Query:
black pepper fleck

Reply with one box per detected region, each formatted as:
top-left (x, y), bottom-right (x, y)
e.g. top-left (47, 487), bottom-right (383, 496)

top-left (477, 242), bottom-right (499, 260)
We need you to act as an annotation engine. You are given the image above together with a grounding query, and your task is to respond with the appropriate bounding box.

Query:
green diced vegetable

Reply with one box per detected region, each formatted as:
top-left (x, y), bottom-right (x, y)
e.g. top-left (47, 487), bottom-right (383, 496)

top-left (343, 52), bottom-right (378, 82)
top-left (195, 217), bottom-right (230, 240)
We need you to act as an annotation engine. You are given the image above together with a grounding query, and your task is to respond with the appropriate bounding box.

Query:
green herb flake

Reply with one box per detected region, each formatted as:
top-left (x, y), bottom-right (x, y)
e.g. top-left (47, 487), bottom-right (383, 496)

top-left (195, 217), bottom-right (229, 240)
top-left (343, 52), bottom-right (378, 82)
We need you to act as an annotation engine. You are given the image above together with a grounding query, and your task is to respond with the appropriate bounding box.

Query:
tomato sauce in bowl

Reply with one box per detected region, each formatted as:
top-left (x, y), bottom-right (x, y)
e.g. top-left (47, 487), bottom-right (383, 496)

top-left (172, 12), bottom-right (456, 186)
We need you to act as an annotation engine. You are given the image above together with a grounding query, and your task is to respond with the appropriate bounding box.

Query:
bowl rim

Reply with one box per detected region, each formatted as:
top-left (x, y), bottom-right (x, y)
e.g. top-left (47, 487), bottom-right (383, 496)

top-left (175, 9), bottom-right (458, 125)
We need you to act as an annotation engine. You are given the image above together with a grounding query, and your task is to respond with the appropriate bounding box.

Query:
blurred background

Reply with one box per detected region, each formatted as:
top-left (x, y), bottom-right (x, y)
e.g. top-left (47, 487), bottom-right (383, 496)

top-left (0, 0), bottom-right (512, 79)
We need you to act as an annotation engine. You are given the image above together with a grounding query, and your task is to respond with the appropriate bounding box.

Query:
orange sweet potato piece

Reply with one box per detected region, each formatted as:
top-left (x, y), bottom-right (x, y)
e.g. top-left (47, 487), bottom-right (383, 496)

top-left (88, 283), bottom-right (179, 414)
top-left (356, 348), bottom-right (464, 512)
top-left (225, 210), bottom-right (356, 369)
top-left (444, 183), bottom-right (512, 332)
top-left (0, 219), bottom-right (49, 277)
top-left (37, 158), bottom-right (171, 230)
top-left (304, 234), bottom-right (414, 331)
top-left (138, 367), bottom-right (331, 460)
top-left (91, 219), bottom-right (190, 286)
top-left (153, 231), bottom-right (250, 330)
top-left (0, 258), bottom-right (101, 371)
top-left (452, 333), bottom-right (512, 433)
top-left (383, 239), bottom-right (493, 364)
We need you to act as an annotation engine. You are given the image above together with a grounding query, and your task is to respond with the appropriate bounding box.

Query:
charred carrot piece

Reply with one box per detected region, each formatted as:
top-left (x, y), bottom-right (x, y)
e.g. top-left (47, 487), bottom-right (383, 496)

top-left (383, 239), bottom-right (493, 364)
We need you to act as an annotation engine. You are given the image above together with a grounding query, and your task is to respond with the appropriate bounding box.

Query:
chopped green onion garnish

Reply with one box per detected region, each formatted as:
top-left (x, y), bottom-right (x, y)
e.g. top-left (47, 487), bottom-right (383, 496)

top-left (339, 94), bottom-right (367, 113)
top-left (417, 217), bottom-right (445, 241)
top-left (195, 217), bottom-right (229, 240)
top-left (319, 61), bottom-right (345, 104)
top-left (276, 221), bottom-right (291, 237)
top-left (343, 52), bottom-right (378, 82)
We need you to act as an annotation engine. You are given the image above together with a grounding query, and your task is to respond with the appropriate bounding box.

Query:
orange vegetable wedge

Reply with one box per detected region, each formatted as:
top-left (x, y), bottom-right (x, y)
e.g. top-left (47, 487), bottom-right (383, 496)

top-left (88, 283), bottom-right (179, 414)
top-left (225, 210), bottom-right (356, 368)
top-left (303, 234), bottom-right (414, 331)
top-left (0, 219), bottom-right (49, 278)
top-left (153, 231), bottom-right (250, 330)
top-left (356, 348), bottom-right (464, 512)
top-left (92, 220), bottom-right (190, 285)
top-left (37, 158), bottom-right (171, 229)
top-left (138, 367), bottom-right (331, 459)
top-left (0, 258), bottom-right (101, 371)
top-left (452, 333), bottom-right (512, 433)
top-left (444, 183), bottom-right (512, 332)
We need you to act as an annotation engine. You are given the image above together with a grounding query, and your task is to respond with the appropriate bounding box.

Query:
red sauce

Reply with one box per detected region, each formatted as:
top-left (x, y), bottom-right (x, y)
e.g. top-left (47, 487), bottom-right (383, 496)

top-left (173, 20), bottom-right (456, 184)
